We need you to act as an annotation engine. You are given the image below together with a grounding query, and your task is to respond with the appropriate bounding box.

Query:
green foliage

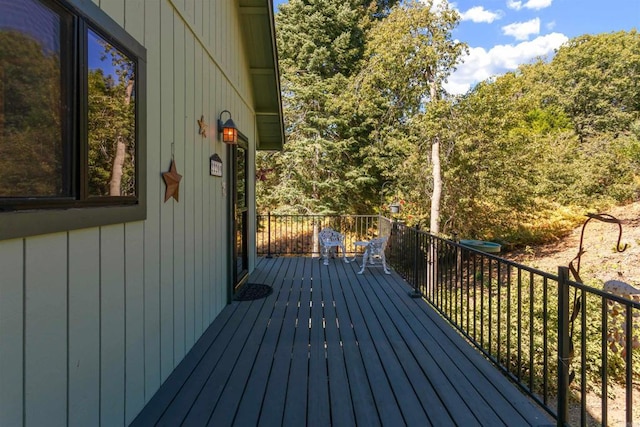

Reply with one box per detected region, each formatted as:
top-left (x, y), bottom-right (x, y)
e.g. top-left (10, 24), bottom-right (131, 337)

top-left (439, 263), bottom-right (640, 397)
top-left (87, 67), bottom-right (135, 196)
top-left (261, 2), bottom-right (639, 247)
top-left (0, 30), bottom-right (63, 196)
top-left (547, 31), bottom-right (640, 141)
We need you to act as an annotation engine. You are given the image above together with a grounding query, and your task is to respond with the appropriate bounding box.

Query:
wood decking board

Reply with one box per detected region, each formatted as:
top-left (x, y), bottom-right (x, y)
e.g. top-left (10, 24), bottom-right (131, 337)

top-left (232, 257), bottom-right (297, 426)
top-left (326, 260), bottom-right (379, 426)
top-left (283, 257), bottom-right (313, 426)
top-left (307, 259), bottom-right (332, 426)
top-left (382, 270), bottom-right (548, 425)
top-left (258, 261), bottom-right (305, 425)
top-left (131, 257), bottom-right (550, 426)
top-left (346, 267), bottom-right (431, 426)
top-left (219, 256), bottom-right (296, 425)
top-left (320, 260), bottom-right (358, 427)
top-left (354, 270), bottom-right (456, 426)
top-left (336, 262), bottom-right (409, 425)
top-left (364, 270), bottom-right (487, 426)
top-left (152, 256), bottom-right (283, 425)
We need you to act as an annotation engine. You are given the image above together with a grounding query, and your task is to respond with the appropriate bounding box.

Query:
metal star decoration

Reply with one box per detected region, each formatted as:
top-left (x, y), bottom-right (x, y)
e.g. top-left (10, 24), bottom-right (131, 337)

top-left (162, 159), bottom-right (182, 202)
top-left (197, 115), bottom-right (208, 138)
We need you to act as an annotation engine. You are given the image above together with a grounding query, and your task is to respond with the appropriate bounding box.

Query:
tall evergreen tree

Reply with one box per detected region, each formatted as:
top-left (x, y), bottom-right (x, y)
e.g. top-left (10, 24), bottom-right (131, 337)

top-left (258, 0), bottom-right (399, 214)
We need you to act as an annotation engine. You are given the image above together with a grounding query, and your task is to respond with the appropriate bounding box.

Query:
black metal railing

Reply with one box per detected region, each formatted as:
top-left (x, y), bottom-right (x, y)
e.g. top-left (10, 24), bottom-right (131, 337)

top-left (386, 221), bottom-right (639, 427)
top-left (256, 214), bottom-right (639, 426)
top-left (256, 214), bottom-right (387, 257)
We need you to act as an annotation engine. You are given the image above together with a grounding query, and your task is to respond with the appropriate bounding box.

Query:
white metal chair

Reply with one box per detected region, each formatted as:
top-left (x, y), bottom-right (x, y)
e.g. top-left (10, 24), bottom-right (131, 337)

top-left (318, 227), bottom-right (349, 265)
top-left (357, 236), bottom-right (391, 274)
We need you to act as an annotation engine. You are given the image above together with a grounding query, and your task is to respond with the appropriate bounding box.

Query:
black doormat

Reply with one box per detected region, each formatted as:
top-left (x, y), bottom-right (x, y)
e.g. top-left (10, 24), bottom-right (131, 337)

top-left (234, 283), bottom-right (273, 301)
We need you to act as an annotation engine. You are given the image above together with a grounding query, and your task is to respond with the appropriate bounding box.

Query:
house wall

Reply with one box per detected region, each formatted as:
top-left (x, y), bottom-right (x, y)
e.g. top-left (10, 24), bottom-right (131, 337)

top-left (0, 0), bottom-right (258, 425)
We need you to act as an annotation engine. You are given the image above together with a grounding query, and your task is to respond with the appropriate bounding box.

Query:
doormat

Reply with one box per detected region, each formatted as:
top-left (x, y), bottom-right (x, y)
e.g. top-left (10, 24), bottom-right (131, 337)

top-left (234, 283), bottom-right (273, 301)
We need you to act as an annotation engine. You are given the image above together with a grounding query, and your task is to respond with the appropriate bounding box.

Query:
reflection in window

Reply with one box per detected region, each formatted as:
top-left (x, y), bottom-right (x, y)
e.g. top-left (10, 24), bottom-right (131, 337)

top-left (88, 29), bottom-right (136, 197)
top-left (0, 0), bottom-right (65, 197)
top-left (237, 146), bottom-right (246, 209)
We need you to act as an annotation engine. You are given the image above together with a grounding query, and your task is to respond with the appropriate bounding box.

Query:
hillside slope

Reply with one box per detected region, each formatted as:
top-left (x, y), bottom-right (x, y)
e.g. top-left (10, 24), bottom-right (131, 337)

top-left (507, 202), bottom-right (640, 289)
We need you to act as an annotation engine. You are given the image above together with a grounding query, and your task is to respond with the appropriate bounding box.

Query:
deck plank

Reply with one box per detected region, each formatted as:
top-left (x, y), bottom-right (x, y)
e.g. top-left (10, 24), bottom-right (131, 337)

top-left (354, 269), bottom-right (456, 426)
top-left (335, 262), bottom-right (407, 425)
top-left (371, 269), bottom-right (489, 425)
top-left (326, 260), bottom-right (380, 426)
top-left (232, 257), bottom-right (297, 426)
top-left (307, 259), bottom-right (331, 426)
top-left (282, 257), bottom-right (312, 426)
top-left (321, 260), bottom-right (358, 426)
top-left (348, 266), bottom-right (431, 426)
top-left (258, 259), bottom-right (305, 426)
top-left (132, 257), bottom-right (551, 427)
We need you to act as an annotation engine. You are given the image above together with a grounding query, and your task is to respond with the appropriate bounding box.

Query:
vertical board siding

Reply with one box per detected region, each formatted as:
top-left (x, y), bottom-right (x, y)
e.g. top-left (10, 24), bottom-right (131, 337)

top-left (142, 0), bottom-right (162, 401)
top-left (24, 234), bottom-right (68, 426)
top-left (172, 13), bottom-right (187, 366)
top-left (100, 225), bottom-right (126, 425)
top-left (193, 41), bottom-right (205, 338)
top-left (183, 29), bottom-right (196, 354)
top-left (159, 0), bottom-right (176, 382)
top-left (125, 222), bottom-right (146, 424)
top-left (0, 0), bottom-right (259, 425)
top-left (0, 239), bottom-right (24, 426)
top-left (124, 0), bottom-right (145, 45)
top-left (201, 58), bottom-right (213, 329)
top-left (68, 229), bottom-right (101, 427)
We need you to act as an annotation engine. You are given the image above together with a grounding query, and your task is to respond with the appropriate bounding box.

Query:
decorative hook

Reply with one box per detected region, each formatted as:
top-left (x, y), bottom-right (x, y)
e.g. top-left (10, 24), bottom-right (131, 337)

top-left (569, 212), bottom-right (628, 283)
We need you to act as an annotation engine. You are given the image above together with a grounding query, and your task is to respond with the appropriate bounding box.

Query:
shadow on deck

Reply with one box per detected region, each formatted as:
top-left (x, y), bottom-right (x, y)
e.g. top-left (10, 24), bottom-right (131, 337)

top-left (131, 256), bottom-right (551, 426)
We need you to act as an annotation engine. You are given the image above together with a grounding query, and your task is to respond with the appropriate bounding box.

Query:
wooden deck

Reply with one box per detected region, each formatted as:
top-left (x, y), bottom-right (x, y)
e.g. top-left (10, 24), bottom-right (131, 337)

top-left (131, 256), bottom-right (551, 426)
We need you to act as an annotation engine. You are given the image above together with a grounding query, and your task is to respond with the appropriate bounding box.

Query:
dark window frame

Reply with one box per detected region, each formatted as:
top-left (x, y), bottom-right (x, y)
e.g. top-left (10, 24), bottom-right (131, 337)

top-left (0, 0), bottom-right (147, 241)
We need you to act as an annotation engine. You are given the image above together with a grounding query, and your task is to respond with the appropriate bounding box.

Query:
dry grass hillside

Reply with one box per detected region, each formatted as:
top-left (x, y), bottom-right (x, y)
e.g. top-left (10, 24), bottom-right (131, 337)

top-left (507, 202), bottom-right (640, 290)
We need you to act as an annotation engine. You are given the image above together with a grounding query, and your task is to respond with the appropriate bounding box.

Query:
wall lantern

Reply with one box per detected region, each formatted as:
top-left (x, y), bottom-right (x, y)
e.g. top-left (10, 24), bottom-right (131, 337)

top-left (218, 110), bottom-right (238, 144)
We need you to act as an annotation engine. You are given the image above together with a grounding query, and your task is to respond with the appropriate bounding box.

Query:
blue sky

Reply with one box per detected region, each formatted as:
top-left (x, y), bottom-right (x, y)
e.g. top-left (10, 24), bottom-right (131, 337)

top-left (273, 0), bottom-right (639, 94)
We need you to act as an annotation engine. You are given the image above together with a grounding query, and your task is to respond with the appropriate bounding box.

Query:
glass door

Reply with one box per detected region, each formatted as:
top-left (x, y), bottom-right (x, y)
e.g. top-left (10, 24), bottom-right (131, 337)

top-left (232, 138), bottom-right (249, 293)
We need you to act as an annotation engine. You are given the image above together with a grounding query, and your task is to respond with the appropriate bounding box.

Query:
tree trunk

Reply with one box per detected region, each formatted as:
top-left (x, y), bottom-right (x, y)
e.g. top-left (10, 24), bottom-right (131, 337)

top-left (430, 136), bottom-right (441, 235)
top-left (429, 80), bottom-right (441, 236)
top-left (108, 78), bottom-right (133, 196)
top-left (109, 134), bottom-right (126, 196)
top-left (427, 79), bottom-right (441, 296)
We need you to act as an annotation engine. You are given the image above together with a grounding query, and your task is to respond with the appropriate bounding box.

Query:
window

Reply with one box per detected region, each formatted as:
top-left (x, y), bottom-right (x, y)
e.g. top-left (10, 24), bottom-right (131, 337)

top-left (0, 0), bottom-right (146, 240)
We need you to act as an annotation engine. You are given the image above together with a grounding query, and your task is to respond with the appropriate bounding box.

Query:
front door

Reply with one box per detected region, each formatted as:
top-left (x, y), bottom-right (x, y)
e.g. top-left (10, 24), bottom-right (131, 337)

top-left (231, 138), bottom-right (249, 294)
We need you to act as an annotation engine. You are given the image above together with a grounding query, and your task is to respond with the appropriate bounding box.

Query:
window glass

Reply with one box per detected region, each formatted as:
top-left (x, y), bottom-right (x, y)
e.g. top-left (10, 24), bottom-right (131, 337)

top-left (88, 29), bottom-right (136, 197)
top-left (236, 145), bottom-right (247, 209)
top-left (0, 0), bottom-right (66, 197)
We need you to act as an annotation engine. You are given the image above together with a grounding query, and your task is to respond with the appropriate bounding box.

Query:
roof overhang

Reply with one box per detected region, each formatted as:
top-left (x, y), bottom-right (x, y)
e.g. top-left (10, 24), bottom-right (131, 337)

top-left (239, 0), bottom-right (285, 151)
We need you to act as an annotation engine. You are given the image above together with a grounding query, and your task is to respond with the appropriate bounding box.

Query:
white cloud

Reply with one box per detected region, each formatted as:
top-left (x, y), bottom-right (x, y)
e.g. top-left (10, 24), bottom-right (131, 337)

top-left (420, 0), bottom-right (452, 13)
top-left (459, 6), bottom-right (503, 23)
top-left (502, 18), bottom-right (540, 40)
top-left (507, 0), bottom-right (523, 10)
top-left (444, 32), bottom-right (568, 95)
top-left (507, 0), bottom-right (553, 11)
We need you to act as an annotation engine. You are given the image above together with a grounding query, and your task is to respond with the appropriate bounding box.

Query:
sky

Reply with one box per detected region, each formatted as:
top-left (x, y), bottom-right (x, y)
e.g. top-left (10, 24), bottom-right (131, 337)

top-left (273, 0), bottom-right (639, 94)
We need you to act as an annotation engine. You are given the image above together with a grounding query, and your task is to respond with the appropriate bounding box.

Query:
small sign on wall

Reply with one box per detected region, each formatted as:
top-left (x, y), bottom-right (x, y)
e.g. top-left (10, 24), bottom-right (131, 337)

top-left (210, 154), bottom-right (223, 177)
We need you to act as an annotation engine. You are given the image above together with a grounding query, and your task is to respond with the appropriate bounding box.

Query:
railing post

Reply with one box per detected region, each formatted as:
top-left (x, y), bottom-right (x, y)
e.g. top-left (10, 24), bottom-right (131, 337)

top-left (557, 266), bottom-right (570, 426)
top-left (266, 212), bottom-right (272, 258)
top-left (409, 225), bottom-right (422, 298)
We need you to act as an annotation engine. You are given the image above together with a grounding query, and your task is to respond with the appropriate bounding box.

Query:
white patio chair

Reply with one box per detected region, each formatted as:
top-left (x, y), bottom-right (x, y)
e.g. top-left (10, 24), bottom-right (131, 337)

top-left (318, 227), bottom-right (349, 265)
top-left (357, 236), bottom-right (391, 274)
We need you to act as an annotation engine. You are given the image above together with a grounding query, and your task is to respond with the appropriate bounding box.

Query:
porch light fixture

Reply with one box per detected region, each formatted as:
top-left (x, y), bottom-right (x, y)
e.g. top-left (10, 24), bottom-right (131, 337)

top-left (218, 110), bottom-right (238, 144)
